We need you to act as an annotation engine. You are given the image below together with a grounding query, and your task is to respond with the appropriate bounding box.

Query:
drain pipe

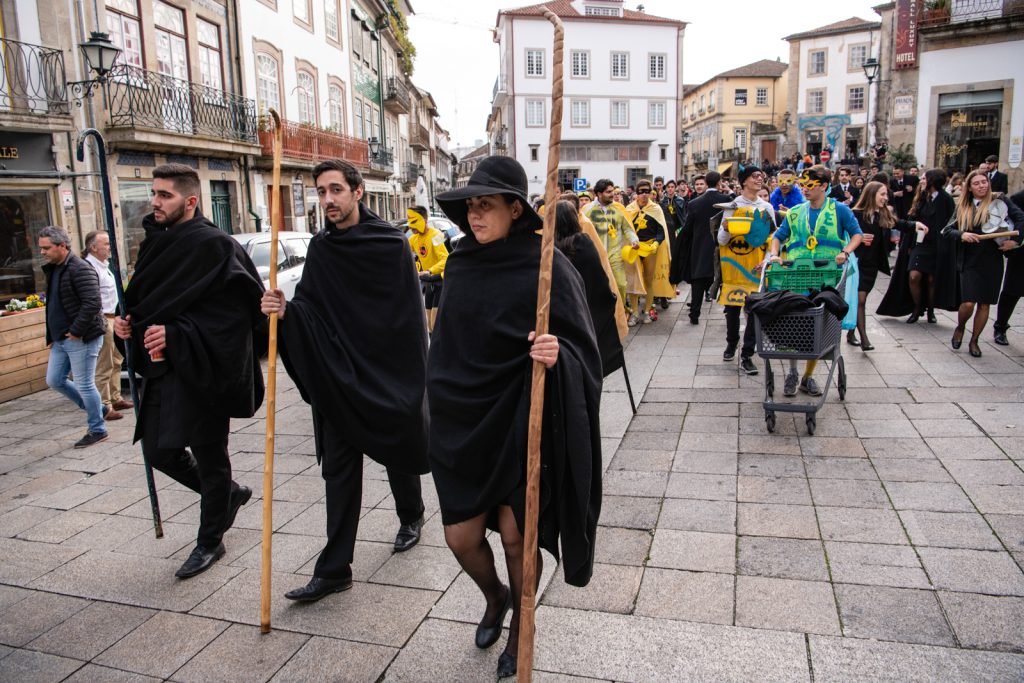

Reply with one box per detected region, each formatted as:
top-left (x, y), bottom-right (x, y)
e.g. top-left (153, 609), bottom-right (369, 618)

top-left (231, 0), bottom-right (261, 232)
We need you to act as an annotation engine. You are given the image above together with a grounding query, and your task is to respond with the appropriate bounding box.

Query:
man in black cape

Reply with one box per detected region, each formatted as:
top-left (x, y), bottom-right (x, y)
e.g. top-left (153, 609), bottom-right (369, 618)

top-left (261, 159), bottom-right (428, 602)
top-left (114, 163), bottom-right (265, 579)
top-left (677, 171), bottom-right (731, 324)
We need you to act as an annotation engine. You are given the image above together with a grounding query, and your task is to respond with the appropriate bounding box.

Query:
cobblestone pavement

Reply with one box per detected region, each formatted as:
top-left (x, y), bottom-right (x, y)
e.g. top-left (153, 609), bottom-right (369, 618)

top-left (1, 281), bottom-right (1023, 682)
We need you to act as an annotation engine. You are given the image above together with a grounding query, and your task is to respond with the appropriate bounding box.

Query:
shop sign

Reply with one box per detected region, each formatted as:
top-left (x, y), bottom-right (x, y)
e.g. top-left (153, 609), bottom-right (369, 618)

top-left (0, 132), bottom-right (55, 173)
top-left (62, 190), bottom-right (75, 209)
top-left (893, 95), bottom-right (915, 120)
top-left (1009, 136), bottom-right (1022, 169)
top-left (291, 182), bottom-right (305, 218)
top-left (894, 0), bottom-right (919, 70)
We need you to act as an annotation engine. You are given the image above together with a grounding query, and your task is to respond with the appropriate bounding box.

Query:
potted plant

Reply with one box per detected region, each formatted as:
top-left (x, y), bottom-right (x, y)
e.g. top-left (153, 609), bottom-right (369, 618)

top-left (923, 0), bottom-right (950, 23)
top-left (2, 294), bottom-right (45, 316)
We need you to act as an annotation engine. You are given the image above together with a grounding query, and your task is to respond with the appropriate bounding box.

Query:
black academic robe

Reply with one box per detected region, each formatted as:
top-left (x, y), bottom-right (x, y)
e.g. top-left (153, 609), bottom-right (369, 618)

top-left (1004, 191), bottom-right (1024, 298)
top-left (277, 204), bottom-right (430, 475)
top-left (428, 231), bottom-right (603, 587)
top-left (126, 212), bottom-right (267, 448)
top-left (675, 190), bottom-right (731, 283)
top-left (561, 234), bottom-right (624, 377)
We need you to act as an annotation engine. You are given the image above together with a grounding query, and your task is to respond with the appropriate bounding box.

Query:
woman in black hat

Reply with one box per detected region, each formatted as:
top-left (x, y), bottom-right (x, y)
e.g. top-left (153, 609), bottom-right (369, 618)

top-left (429, 156), bottom-right (603, 679)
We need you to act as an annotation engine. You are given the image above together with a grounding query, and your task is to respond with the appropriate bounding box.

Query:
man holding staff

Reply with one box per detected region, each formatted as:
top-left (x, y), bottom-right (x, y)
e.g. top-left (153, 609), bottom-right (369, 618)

top-left (113, 163), bottom-right (264, 578)
top-left (261, 159), bottom-right (429, 603)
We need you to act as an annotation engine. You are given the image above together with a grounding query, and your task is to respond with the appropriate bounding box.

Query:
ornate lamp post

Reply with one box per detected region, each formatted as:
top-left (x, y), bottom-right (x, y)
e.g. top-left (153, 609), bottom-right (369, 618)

top-left (68, 31), bottom-right (122, 101)
top-left (862, 57), bottom-right (881, 149)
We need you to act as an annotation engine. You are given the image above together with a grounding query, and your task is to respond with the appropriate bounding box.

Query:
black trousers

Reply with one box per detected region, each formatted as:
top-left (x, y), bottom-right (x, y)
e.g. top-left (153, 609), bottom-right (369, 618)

top-left (688, 277), bottom-right (713, 322)
top-left (724, 305), bottom-right (757, 358)
top-left (140, 377), bottom-right (236, 549)
top-left (994, 291), bottom-right (1019, 333)
top-left (312, 410), bottom-right (424, 580)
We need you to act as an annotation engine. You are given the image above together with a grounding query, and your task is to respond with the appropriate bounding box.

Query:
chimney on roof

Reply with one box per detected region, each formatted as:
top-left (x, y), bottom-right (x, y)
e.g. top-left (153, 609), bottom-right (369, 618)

top-left (637, 4), bottom-right (645, 11)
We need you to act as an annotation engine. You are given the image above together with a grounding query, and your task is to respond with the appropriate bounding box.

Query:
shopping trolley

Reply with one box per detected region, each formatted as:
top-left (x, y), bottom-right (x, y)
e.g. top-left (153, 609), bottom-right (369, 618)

top-left (753, 258), bottom-right (849, 435)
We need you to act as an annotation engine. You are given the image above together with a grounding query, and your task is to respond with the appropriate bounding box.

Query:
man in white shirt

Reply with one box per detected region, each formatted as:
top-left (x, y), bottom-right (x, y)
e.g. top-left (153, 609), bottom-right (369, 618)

top-left (83, 231), bottom-right (131, 420)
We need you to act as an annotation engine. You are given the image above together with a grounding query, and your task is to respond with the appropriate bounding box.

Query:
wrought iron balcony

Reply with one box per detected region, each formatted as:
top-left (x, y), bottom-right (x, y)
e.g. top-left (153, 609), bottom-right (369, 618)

top-left (105, 65), bottom-right (258, 144)
top-left (0, 38), bottom-right (68, 115)
top-left (410, 123), bottom-right (430, 150)
top-left (258, 118), bottom-right (368, 166)
top-left (492, 75), bottom-right (508, 104)
top-left (384, 77), bottom-right (411, 114)
top-left (402, 162), bottom-right (421, 185)
top-left (369, 147), bottom-right (394, 174)
top-left (919, 0), bottom-right (1024, 27)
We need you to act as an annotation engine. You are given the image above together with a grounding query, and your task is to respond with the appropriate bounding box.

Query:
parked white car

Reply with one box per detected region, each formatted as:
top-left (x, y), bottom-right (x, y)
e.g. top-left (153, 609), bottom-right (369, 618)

top-left (232, 232), bottom-right (310, 300)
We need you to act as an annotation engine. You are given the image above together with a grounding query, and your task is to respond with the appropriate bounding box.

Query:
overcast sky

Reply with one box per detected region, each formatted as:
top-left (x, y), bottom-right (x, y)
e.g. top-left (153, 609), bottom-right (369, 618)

top-left (407, 0), bottom-right (884, 150)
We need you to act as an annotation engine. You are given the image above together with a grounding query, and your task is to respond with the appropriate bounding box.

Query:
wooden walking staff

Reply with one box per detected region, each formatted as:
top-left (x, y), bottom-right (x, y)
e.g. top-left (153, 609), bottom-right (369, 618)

top-left (518, 9), bottom-right (564, 681)
top-left (260, 109), bottom-right (284, 634)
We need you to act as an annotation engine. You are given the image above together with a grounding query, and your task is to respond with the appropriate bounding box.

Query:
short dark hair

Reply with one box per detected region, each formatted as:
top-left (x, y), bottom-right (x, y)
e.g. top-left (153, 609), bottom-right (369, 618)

top-left (893, 164), bottom-right (904, 171)
top-left (594, 179), bottom-right (614, 193)
top-left (665, 179), bottom-right (676, 187)
top-left (802, 165), bottom-right (832, 185)
top-left (985, 155), bottom-right (998, 163)
top-left (693, 174), bottom-right (706, 183)
top-left (654, 176), bottom-right (664, 183)
top-left (558, 190), bottom-right (580, 210)
top-left (778, 168), bottom-right (795, 177)
top-left (411, 205), bottom-right (428, 219)
top-left (635, 178), bottom-right (653, 192)
top-left (152, 163), bottom-right (200, 198)
top-left (312, 159), bottom-right (363, 190)
top-left (706, 171), bottom-right (721, 187)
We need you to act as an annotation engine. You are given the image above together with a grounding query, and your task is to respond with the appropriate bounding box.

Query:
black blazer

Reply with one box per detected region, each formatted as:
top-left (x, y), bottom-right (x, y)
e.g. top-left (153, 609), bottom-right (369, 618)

top-left (830, 183), bottom-right (860, 206)
top-left (989, 171), bottom-right (1008, 194)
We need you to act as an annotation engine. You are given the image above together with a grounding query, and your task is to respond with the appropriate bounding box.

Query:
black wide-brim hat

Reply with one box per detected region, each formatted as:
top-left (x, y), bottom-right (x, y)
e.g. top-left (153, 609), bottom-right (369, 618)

top-left (436, 156), bottom-right (543, 234)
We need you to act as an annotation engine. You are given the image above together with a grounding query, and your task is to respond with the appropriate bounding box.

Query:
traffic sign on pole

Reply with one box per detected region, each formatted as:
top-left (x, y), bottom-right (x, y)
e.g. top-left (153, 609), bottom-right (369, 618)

top-left (573, 177), bottom-right (588, 193)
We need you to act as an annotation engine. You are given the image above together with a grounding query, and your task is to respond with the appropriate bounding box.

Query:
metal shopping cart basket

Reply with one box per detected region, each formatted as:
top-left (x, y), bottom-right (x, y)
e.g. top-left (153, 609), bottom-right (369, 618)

top-left (753, 258), bottom-right (849, 435)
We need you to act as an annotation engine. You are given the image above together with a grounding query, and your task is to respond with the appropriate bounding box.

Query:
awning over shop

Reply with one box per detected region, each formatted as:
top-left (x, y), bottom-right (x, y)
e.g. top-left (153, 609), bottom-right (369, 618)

top-left (363, 180), bottom-right (392, 194)
top-left (718, 162), bottom-right (733, 175)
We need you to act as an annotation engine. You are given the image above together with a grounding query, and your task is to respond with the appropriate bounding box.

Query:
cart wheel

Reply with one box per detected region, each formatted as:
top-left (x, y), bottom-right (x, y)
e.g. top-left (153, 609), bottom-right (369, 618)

top-left (806, 414), bottom-right (816, 436)
top-left (765, 364), bottom-right (774, 398)
top-left (837, 358), bottom-right (847, 400)
top-left (765, 411), bottom-right (777, 433)
top-left (659, 298), bottom-right (669, 310)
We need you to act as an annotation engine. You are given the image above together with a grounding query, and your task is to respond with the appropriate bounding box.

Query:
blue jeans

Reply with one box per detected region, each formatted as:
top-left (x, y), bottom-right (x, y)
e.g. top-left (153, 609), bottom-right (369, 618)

top-left (46, 336), bottom-right (106, 434)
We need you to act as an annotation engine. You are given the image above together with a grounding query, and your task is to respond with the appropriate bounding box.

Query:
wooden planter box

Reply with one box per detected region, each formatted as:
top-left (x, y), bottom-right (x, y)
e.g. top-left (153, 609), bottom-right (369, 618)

top-left (0, 308), bottom-right (49, 403)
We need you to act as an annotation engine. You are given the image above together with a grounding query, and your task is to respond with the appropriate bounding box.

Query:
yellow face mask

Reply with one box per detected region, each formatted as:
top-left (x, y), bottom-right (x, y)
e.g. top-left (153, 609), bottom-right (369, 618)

top-left (797, 173), bottom-right (825, 192)
top-left (407, 209), bottom-right (426, 233)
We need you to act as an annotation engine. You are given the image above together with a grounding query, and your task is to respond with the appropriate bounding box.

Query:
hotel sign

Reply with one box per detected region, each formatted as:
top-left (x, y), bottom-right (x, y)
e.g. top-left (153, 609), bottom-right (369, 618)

top-left (894, 0), bottom-right (919, 70)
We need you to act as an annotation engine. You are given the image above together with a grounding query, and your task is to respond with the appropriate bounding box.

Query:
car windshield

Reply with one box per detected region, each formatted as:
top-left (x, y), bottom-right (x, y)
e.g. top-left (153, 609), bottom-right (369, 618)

top-left (248, 241), bottom-right (287, 272)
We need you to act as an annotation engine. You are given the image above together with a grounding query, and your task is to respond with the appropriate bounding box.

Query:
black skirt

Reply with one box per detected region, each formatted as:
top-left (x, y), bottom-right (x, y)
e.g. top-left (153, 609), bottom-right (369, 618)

top-left (960, 241), bottom-right (1004, 304)
top-left (859, 265), bottom-right (879, 293)
top-left (908, 244), bottom-right (937, 274)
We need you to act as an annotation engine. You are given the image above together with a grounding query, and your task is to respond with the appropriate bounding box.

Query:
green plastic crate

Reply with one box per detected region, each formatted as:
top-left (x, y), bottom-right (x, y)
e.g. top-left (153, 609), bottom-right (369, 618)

top-left (766, 258), bottom-right (842, 293)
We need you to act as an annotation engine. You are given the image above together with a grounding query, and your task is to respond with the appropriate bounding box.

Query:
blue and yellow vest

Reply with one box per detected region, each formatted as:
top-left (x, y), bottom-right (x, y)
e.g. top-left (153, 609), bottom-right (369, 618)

top-left (785, 198), bottom-right (845, 260)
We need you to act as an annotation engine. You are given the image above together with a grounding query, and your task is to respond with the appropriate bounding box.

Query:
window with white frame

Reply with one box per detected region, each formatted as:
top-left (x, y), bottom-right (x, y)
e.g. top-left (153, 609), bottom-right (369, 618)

top-left (105, 0), bottom-right (143, 69)
top-left (328, 83), bottom-right (345, 131)
top-left (585, 5), bottom-right (620, 16)
top-left (293, 0), bottom-right (309, 24)
top-left (808, 49), bottom-right (826, 75)
top-left (611, 51), bottom-right (629, 79)
top-left (571, 99), bottom-right (590, 127)
top-left (648, 101), bottom-right (666, 128)
top-left (325, 0), bottom-right (339, 43)
top-left (354, 96), bottom-right (364, 138)
top-left (848, 85), bottom-right (865, 112)
top-left (296, 71), bottom-right (316, 125)
top-left (526, 49), bottom-right (545, 77)
top-left (807, 88), bottom-right (825, 114)
top-left (756, 87), bottom-right (768, 106)
top-left (255, 53), bottom-right (281, 115)
top-left (734, 88), bottom-right (748, 106)
top-left (648, 53), bottom-right (666, 80)
top-left (734, 128), bottom-right (747, 151)
top-left (848, 44), bottom-right (868, 70)
top-left (570, 50), bottom-right (589, 78)
top-left (196, 19), bottom-right (224, 91)
top-left (526, 99), bottom-right (545, 126)
top-left (611, 100), bottom-right (629, 128)
top-left (699, 94), bottom-right (705, 112)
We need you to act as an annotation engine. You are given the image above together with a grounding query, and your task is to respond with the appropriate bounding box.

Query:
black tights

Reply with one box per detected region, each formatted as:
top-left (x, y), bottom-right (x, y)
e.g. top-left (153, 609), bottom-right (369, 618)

top-left (955, 302), bottom-right (990, 348)
top-left (856, 291), bottom-right (870, 346)
top-left (443, 506), bottom-right (543, 658)
top-left (908, 270), bottom-right (935, 315)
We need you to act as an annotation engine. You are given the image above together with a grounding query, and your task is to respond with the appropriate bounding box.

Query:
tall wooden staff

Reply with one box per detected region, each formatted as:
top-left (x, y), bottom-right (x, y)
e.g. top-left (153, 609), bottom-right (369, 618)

top-left (260, 109), bottom-right (283, 634)
top-left (518, 9), bottom-right (564, 682)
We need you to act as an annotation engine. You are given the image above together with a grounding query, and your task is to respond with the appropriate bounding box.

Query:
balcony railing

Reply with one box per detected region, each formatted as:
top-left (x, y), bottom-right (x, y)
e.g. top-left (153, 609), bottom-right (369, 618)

top-left (721, 147), bottom-right (744, 162)
top-left (384, 76), bottom-right (410, 113)
top-left (492, 75), bottom-right (508, 101)
top-left (403, 162), bottom-right (420, 184)
top-left (106, 64), bottom-right (258, 143)
top-left (369, 148), bottom-right (394, 174)
top-left (410, 123), bottom-right (430, 150)
top-left (0, 37), bottom-right (68, 115)
top-left (919, 0), bottom-right (1024, 26)
top-left (258, 118), bottom-right (368, 166)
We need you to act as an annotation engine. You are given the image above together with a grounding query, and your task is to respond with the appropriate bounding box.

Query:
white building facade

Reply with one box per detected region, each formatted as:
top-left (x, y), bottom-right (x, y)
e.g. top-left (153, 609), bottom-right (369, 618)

top-left (492, 0), bottom-right (686, 195)
top-left (785, 18), bottom-right (881, 161)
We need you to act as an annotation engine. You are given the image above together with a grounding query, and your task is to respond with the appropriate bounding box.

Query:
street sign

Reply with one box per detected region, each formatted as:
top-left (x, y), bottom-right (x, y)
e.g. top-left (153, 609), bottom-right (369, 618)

top-left (820, 149), bottom-right (832, 163)
top-left (573, 177), bottom-right (587, 193)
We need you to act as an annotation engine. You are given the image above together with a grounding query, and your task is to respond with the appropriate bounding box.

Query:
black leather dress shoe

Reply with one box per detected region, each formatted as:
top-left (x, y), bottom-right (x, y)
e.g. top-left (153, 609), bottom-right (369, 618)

top-left (224, 485), bottom-right (252, 532)
top-left (475, 586), bottom-right (512, 649)
top-left (994, 331), bottom-right (1009, 346)
top-left (497, 651), bottom-right (517, 679)
top-left (175, 543), bottom-right (225, 579)
top-left (393, 516), bottom-right (424, 553)
top-left (284, 575), bottom-right (353, 602)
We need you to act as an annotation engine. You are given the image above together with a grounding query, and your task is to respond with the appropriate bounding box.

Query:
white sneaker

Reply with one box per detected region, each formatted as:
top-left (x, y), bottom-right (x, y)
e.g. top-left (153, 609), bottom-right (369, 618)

top-left (627, 313), bottom-right (640, 327)
top-left (783, 369), bottom-right (799, 397)
top-left (641, 312), bottom-right (653, 324)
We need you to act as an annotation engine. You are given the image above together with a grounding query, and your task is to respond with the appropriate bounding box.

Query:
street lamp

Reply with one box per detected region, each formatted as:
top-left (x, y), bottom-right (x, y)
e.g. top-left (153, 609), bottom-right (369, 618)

top-left (68, 32), bottom-right (122, 101)
top-left (862, 57), bottom-right (880, 148)
top-left (368, 136), bottom-right (381, 158)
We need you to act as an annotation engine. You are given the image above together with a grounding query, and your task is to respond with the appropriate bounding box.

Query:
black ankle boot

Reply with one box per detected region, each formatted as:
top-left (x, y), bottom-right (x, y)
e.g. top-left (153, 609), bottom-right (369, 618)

top-left (927, 309), bottom-right (937, 324)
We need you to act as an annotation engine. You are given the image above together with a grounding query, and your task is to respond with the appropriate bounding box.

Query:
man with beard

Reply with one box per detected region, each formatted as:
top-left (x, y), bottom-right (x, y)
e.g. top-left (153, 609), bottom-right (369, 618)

top-left (114, 164), bottom-right (264, 578)
top-left (583, 178), bottom-right (639, 309)
top-left (678, 172), bottom-right (731, 324)
top-left (261, 159), bottom-right (428, 602)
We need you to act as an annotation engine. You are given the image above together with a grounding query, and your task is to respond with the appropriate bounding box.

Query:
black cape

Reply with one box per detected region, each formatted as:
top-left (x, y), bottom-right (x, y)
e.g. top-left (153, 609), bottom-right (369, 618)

top-left (561, 234), bottom-right (624, 377)
top-left (126, 211), bottom-right (266, 448)
top-left (877, 191), bottom-right (959, 315)
top-left (427, 232), bottom-right (603, 587)
top-left (278, 204), bottom-right (429, 474)
top-left (1004, 191), bottom-right (1024, 298)
top-left (674, 190), bottom-right (731, 283)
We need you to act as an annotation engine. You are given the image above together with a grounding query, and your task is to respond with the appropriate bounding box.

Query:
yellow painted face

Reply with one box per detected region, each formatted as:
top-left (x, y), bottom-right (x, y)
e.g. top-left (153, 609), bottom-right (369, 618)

top-left (407, 209), bottom-right (426, 233)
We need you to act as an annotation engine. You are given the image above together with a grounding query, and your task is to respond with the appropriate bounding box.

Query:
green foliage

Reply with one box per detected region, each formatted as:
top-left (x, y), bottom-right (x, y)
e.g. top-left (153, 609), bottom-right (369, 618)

top-left (886, 143), bottom-right (918, 168)
top-left (387, 2), bottom-right (416, 76)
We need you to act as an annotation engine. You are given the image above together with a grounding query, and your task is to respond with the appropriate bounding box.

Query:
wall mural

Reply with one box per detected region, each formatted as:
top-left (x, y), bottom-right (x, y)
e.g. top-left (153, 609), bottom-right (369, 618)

top-left (798, 115), bottom-right (851, 152)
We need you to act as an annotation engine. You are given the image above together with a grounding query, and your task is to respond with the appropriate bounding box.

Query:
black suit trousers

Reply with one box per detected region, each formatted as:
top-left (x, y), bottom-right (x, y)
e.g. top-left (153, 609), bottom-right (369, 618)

top-left (140, 376), bottom-right (236, 549)
top-left (311, 409), bottom-right (424, 579)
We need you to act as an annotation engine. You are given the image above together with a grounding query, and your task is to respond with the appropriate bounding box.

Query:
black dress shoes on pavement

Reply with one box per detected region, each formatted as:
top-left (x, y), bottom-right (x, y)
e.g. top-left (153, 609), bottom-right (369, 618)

top-left (284, 575), bottom-right (353, 602)
top-left (393, 516), bottom-right (424, 553)
top-left (475, 585), bottom-right (512, 649)
top-left (175, 543), bottom-right (225, 579)
top-left (225, 485), bottom-right (252, 532)
top-left (497, 651), bottom-right (517, 679)
top-left (994, 331), bottom-right (1009, 346)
